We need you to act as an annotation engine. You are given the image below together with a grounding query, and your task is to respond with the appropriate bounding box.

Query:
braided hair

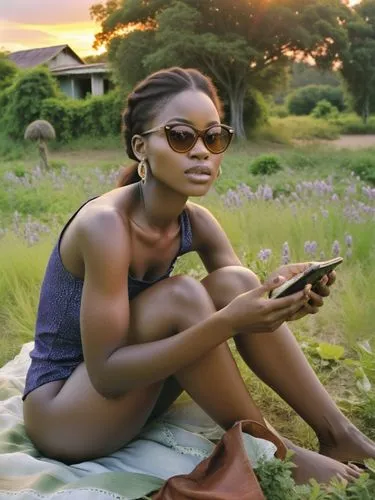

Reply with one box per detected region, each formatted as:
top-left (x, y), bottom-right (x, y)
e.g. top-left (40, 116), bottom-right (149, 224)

top-left (117, 67), bottom-right (223, 186)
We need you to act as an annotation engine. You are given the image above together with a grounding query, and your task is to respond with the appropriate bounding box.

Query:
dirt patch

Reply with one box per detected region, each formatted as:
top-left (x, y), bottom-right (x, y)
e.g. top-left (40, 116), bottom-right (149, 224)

top-left (296, 134), bottom-right (375, 150)
top-left (328, 135), bottom-right (375, 149)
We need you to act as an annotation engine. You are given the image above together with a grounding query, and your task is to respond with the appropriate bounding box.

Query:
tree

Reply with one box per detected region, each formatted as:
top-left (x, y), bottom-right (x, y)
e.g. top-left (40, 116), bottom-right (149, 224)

top-left (91, 0), bottom-right (352, 138)
top-left (84, 52), bottom-right (109, 64)
top-left (290, 61), bottom-right (341, 89)
top-left (340, 0), bottom-right (375, 123)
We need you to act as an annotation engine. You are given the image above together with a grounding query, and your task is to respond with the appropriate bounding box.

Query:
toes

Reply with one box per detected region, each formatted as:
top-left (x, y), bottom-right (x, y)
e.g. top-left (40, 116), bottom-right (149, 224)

top-left (345, 463), bottom-right (362, 479)
top-left (336, 473), bottom-right (349, 485)
top-left (348, 463), bottom-right (365, 473)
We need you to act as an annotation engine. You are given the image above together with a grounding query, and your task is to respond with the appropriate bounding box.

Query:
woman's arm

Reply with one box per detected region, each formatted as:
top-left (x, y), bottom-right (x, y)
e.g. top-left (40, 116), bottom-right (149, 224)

top-left (77, 207), bottom-right (306, 399)
top-left (187, 202), bottom-right (243, 272)
top-left (78, 208), bottom-right (236, 398)
top-left (187, 203), bottom-right (334, 317)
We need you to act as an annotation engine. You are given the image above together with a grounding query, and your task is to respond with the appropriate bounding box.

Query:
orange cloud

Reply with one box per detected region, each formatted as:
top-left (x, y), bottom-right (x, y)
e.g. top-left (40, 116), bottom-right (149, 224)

top-left (0, 19), bottom-right (102, 56)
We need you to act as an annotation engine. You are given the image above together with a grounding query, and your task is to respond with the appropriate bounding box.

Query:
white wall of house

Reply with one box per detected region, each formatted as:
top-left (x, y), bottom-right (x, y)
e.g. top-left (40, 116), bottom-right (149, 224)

top-left (49, 52), bottom-right (81, 69)
top-left (91, 75), bottom-right (104, 96)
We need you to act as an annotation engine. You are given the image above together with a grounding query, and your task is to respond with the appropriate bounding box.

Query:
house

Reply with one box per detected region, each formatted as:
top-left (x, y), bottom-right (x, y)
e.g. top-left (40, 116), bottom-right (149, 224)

top-left (9, 45), bottom-right (112, 99)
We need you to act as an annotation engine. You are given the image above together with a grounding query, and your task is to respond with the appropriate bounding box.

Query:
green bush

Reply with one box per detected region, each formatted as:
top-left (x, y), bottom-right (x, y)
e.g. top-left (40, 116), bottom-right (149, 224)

top-left (0, 132), bottom-right (31, 161)
top-left (311, 100), bottom-right (339, 119)
top-left (269, 116), bottom-right (340, 140)
top-left (0, 86), bottom-right (13, 111)
top-left (243, 89), bottom-right (269, 133)
top-left (345, 156), bottom-right (375, 185)
top-left (0, 54), bottom-right (18, 92)
top-left (269, 104), bottom-right (289, 118)
top-left (1, 67), bottom-right (60, 140)
top-left (250, 154), bottom-right (283, 175)
top-left (12, 163), bottom-right (27, 178)
top-left (41, 91), bottom-right (123, 143)
top-left (333, 114), bottom-right (375, 134)
top-left (87, 92), bottom-right (123, 136)
top-left (287, 85), bottom-right (345, 116)
top-left (40, 98), bottom-right (73, 143)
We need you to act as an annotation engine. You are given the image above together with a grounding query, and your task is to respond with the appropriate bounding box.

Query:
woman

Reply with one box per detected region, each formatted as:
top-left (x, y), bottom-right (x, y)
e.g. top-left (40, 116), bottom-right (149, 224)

top-left (23, 67), bottom-right (375, 485)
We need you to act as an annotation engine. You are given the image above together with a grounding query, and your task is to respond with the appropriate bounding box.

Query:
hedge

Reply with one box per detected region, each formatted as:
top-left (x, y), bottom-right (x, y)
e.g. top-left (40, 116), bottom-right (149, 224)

top-left (41, 91), bottom-right (124, 143)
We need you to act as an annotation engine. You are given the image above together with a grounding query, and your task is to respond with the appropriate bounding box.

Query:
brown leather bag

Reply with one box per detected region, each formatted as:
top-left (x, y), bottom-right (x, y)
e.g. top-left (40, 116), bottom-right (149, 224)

top-left (152, 420), bottom-right (287, 500)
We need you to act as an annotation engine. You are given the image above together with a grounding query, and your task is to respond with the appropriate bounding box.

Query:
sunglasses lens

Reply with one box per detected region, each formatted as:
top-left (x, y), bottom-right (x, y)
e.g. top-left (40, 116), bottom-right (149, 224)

top-left (168, 126), bottom-right (197, 152)
top-left (205, 126), bottom-right (232, 153)
top-left (166, 125), bottom-right (233, 153)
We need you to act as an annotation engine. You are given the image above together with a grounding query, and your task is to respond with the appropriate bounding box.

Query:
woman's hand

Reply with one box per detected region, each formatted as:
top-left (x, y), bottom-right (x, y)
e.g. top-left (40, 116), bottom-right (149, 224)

top-left (226, 274), bottom-right (311, 334)
top-left (269, 263), bottom-right (337, 321)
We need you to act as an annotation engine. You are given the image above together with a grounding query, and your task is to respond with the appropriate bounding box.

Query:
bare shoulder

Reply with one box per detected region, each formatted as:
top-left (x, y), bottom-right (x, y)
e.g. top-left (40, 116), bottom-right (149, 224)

top-left (185, 201), bottom-right (241, 271)
top-left (185, 201), bottom-right (217, 228)
top-left (76, 201), bottom-right (130, 262)
top-left (185, 201), bottom-right (223, 247)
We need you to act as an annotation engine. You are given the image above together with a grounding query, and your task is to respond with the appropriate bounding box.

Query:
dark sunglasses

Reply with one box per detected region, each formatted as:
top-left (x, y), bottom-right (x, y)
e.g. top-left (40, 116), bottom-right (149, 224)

top-left (141, 123), bottom-right (234, 154)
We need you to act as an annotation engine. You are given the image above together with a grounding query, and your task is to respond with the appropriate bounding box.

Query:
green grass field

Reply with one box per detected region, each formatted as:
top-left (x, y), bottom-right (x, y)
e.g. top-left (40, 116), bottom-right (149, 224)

top-left (1, 127), bottom-right (375, 496)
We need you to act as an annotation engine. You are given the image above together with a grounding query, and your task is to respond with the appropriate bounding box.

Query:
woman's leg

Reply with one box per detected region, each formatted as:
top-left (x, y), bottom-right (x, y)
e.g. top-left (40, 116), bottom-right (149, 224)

top-left (23, 272), bottom-right (361, 482)
top-left (201, 265), bottom-right (375, 463)
top-left (23, 274), bottom-right (261, 464)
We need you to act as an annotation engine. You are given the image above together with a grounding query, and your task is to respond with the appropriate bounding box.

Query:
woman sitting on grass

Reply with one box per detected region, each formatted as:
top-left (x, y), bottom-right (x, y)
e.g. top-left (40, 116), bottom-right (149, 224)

top-left (23, 67), bottom-right (375, 485)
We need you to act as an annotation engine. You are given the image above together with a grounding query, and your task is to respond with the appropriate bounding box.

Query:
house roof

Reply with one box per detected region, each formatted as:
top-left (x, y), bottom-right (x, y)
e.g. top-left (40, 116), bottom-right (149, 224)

top-left (51, 63), bottom-right (109, 76)
top-left (8, 45), bottom-right (84, 69)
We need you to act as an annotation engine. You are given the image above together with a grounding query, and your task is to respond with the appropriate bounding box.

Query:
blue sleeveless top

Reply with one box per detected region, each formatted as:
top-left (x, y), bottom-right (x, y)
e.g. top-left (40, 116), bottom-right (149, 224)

top-left (23, 198), bottom-right (193, 400)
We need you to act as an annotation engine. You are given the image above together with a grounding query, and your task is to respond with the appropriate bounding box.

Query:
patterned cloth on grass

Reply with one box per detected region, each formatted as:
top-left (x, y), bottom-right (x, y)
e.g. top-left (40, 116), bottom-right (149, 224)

top-left (0, 342), bottom-right (277, 499)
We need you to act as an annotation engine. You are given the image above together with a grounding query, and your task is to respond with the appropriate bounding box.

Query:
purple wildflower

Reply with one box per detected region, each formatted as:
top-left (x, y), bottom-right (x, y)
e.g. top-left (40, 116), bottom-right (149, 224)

top-left (237, 183), bottom-right (255, 200)
top-left (346, 184), bottom-right (356, 196)
top-left (221, 189), bottom-right (242, 208)
top-left (304, 240), bottom-right (318, 257)
top-left (362, 186), bottom-right (375, 200)
top-left (256, 185), bottom-right (273, 201)
top-left (12, 211), bottom-right (21, 236)
top-left (345, 233), bottom-right (353, 259)
top-left (332, 240), bottom-right (341, 258)
top-left (258, 248), bottom-right (272, 262)
top-left (281, 241), bottom-right (290, 265)
top-left (345, 233), bottom-right (353, 248)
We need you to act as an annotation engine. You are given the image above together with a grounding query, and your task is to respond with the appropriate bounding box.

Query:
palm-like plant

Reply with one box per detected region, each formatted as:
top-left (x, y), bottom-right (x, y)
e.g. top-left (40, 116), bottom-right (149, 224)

top-left (24, 120), bottom-right (56, 170)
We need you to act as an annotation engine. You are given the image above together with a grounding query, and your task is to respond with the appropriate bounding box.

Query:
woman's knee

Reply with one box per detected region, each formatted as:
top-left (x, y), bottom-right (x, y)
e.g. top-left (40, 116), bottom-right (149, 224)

top-left (201, 266), bottom-right (261, 310)
top-left (222, 266), bottom-right (260, 289)
top-left (169, 275), bottom-right (216, 328)
top-left (129, 275), bottom-right (216, 343)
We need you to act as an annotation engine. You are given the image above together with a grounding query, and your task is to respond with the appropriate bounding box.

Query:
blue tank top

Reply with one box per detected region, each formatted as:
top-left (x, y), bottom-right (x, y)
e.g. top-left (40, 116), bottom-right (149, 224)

top-left (23, 197), bottom-right (193, 399)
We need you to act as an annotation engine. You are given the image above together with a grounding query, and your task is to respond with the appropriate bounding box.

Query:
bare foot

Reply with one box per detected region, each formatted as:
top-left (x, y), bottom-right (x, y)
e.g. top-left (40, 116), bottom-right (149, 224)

top-left (285, 439), bottom-right (363, 485)
top-left (319, 422), bottom-right (375, 463)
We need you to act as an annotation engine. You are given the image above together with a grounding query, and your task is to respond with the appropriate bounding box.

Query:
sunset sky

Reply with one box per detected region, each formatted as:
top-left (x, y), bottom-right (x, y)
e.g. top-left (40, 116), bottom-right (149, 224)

top-left (0, 0), bottom-right (102, 57)
top-left (0, 0), bottom-right (362, 58)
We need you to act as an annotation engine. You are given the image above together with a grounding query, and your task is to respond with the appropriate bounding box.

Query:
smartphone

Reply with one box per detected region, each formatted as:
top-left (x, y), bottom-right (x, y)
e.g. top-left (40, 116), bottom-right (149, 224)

top-left (269, 257), bottom-right (343, 299)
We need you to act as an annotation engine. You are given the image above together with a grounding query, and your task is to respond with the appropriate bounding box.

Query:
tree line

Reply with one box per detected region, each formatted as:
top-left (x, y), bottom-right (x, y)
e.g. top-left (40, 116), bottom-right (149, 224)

top-left (90, 0), bottom-right (375, 137)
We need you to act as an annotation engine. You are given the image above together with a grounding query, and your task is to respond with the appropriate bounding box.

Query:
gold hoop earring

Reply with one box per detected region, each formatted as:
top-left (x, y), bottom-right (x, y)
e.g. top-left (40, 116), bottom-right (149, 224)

top-left (137, 159), bottom-right (147, 184)
top-left (217, 165), bottom-right (222, 178)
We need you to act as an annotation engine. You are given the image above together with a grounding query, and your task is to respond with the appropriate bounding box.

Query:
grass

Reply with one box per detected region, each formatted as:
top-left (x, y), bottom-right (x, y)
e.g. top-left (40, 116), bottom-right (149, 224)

top-left (0, 124), bottom-right (375, 495)
top-left (0, 236), bottom-right (52, 364)
top-left (258, 116), bottom-right (341, 141)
